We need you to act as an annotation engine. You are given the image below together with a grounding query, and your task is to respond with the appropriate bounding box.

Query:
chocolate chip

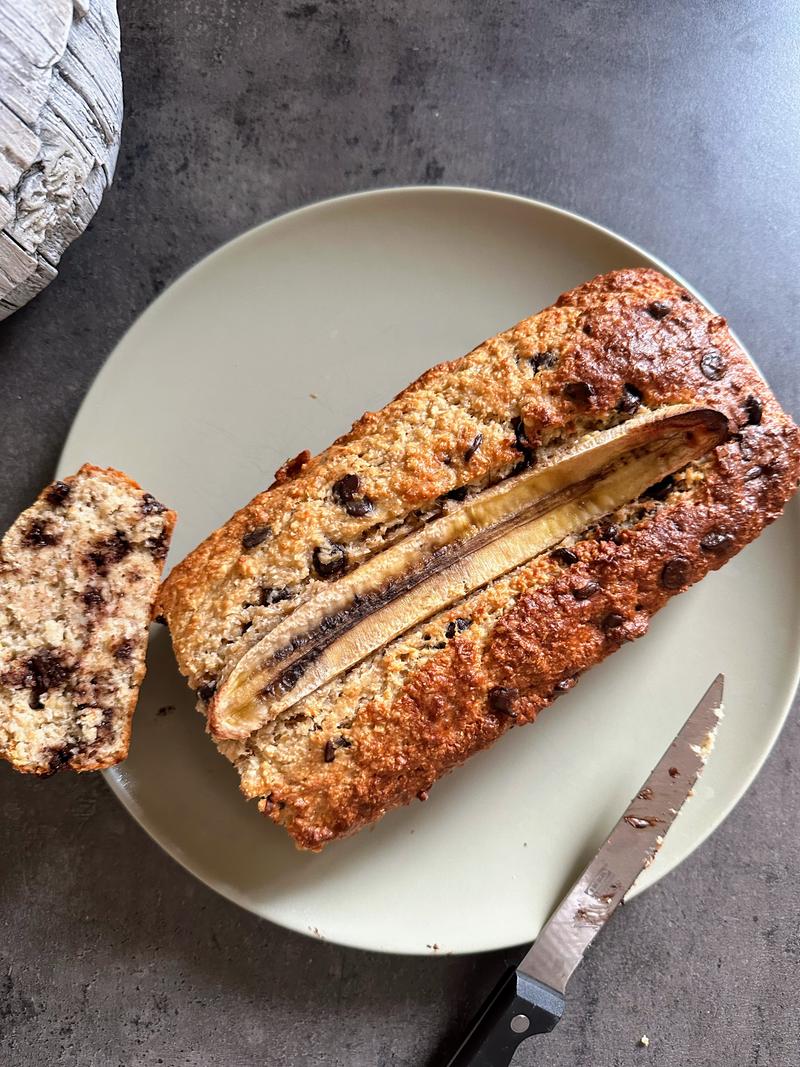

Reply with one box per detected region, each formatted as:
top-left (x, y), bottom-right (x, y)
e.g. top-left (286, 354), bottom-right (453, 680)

top-left (45, 746), bottom-right (74, 776)
top-left (743, 395), bottom-right (763, 426)
top-left (331, 476), bottom-right (375, 517)
top-left (582, 321), bottom-right (594, 336)
top-left (602, 612), bottom-right (626, 632)
top-left (198, 680), bottom-right (217, 702)
top-left (512, 416), bottom-right (526, 447)
top-left (679, 290), bottom-right (693, 302)
top-left (669, 766), bottom-right (680, 777)
top-left (45, 481), bottom-right (71, 506)
top-left (700, 349), bottom-right (725, 380)
top-left (141, 493), bottom-right (167, 515)
top-left (563, 381), bottom-right (596, 405)
top-left (445, 617), bottom-right (472, 639)
top-left (260, 586), bottom-right (293, 607)
top-left (511, 416), bottom-right (535, 461)
top-left (464, 433), bottom-right (483, 463)
top-left (82, 587), bottom-right (104, 609)
top-left (417, 789), bottom-right (429, 802)
top-left (145, 530), bottom-right (169, 560)
top-left (531, 349), bottom-right (558, 372)
top-left (312, 542), bottom-right (347, 578)
top-left (21, 650), bottom-right (70, 710)
top-left (242, 525), bottom-right (272, 550)
top-left (744, 465), bottom-right (764, 481)
top-left (550, 547), bottom-right (579, 566)
top-left (647, 300), bottom-right (672, 320)
top-left (445, 485), bottom-right (470, 502)
top-left (88, 530), bottom-right (131, 572)
top-left (597, 522), bottom-right (622, 544)
top-left (23, 520), bottom-right (58, 548)
top-left (617, 384), bottom-right (642, 415)
top-left (488, 686), bottom-right (518, 715)
top-left (333, 474), bottom-right (360, 504)
top-left (344, 497), bottom-right (374, 518)
top-left (114, 640), bottom-right (133, 660)
top-left (432, 641), bottom-right (447, 650)
top-left (643, 474), bottom-right (674, 501)
top-left (110, 531), bottom-right (132, 560)
top-left (573, 580), bottom-right (600, 600)
top-left (661, 556), bottom-right (691, 590)
top-left (700, 531), bottom-right (735, 554)
top-left (323, 739), bottom-right (336, 763)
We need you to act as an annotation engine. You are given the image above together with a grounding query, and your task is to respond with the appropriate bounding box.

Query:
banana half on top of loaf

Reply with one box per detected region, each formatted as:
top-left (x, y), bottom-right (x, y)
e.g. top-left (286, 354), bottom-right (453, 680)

top-left (158, 268), bottom-right (800, 851)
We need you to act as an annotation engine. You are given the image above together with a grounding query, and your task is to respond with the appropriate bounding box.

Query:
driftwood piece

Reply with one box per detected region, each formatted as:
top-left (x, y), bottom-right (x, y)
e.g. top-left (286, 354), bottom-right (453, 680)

top-left (0, 0), bottom-right (122, 320)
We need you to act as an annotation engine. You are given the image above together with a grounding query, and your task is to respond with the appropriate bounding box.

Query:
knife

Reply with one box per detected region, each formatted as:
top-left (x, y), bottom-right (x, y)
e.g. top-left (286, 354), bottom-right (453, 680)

top-left (445, 673), bottom-right (724, 1067)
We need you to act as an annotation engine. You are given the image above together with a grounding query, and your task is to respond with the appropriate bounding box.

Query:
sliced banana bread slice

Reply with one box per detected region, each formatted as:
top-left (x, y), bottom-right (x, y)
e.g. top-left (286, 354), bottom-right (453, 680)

top-left (0, 465), bottom-right (176, 775)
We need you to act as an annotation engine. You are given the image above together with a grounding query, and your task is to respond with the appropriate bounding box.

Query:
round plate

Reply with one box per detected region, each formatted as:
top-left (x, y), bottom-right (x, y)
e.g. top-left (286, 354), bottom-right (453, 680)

top-left (60, 187), bottom-right (800, 955)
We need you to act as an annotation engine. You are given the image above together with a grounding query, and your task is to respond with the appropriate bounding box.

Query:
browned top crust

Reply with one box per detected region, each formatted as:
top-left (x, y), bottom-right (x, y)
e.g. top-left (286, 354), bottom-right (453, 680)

top-left (158, 268), bottom-right (800, 849)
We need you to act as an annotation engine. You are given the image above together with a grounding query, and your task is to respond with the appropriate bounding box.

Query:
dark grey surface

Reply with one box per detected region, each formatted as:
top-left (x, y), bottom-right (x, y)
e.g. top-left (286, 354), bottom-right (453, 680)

top-left (1, 2), bottom-right (798, 1064)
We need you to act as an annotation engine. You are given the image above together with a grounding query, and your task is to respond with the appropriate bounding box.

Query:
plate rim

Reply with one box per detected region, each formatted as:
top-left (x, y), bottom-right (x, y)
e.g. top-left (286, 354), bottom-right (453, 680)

top-left (59, 184), bottom-right (800, 954)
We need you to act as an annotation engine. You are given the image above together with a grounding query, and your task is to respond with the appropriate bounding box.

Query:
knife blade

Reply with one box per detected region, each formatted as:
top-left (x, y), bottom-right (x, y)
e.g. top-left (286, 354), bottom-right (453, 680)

top-left (444, 673), bottom-right (724, 1067)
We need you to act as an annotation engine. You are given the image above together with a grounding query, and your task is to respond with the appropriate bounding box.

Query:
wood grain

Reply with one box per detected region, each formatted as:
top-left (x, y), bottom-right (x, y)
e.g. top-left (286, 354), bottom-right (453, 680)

top-left (0, 0), bottom-right (121, 319)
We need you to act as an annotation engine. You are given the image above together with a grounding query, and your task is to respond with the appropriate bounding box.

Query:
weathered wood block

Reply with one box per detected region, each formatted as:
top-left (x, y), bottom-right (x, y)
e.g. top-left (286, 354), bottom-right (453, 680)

top-left (0, 0), bottom-right (122, 320)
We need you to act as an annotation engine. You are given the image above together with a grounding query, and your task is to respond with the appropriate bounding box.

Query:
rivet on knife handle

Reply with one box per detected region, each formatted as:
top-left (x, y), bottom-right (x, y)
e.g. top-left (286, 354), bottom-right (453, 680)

top-left (444, 968), bottom-right (564, 1067)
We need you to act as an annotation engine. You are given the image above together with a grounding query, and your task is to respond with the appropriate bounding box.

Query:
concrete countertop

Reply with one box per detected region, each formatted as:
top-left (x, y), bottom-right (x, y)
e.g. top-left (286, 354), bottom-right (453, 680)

top-left (1, 2), bottom-right (798, 1064)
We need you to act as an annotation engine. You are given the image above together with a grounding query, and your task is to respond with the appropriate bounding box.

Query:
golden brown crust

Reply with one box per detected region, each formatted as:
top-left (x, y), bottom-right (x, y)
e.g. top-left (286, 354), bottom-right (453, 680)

top-left (158, 268), bottom-right (800, 849)
top-left (275, 421), bottom-right (796, 848)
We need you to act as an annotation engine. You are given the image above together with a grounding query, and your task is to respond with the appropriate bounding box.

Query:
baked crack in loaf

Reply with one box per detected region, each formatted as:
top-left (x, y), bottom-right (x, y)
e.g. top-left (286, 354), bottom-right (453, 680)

top-left (0, 465), bottom-right (176, 775)
top-left (157, 268), bottom-right (800, 850)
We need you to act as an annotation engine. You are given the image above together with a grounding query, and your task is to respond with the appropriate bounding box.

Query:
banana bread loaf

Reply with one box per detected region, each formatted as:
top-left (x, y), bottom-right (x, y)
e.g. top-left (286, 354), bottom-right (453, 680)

top-left (0, 465), bottom-right (176, 775)
top-left (158, 268), bottom-right (800, 849)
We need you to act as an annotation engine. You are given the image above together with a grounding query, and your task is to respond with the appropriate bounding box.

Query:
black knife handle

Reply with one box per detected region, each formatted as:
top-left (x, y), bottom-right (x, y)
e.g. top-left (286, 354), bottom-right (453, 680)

top-left (444, 968), bottom-right (565, 1067)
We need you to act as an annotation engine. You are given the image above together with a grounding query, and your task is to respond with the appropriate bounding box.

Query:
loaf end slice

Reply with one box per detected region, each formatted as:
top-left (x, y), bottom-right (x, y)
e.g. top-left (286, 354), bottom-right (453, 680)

top-left (0, 465), bottom-right (176, 775)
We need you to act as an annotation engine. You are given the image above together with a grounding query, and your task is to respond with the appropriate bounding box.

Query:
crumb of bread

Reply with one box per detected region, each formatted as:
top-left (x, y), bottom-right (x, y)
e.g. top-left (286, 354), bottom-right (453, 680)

top-left (0, 465), bottom-right (175, 775)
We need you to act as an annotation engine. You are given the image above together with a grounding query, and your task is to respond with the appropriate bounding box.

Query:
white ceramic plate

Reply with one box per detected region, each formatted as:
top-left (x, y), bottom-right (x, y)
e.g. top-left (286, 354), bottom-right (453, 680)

top-left (59, 187), bottom-right (800, 955)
